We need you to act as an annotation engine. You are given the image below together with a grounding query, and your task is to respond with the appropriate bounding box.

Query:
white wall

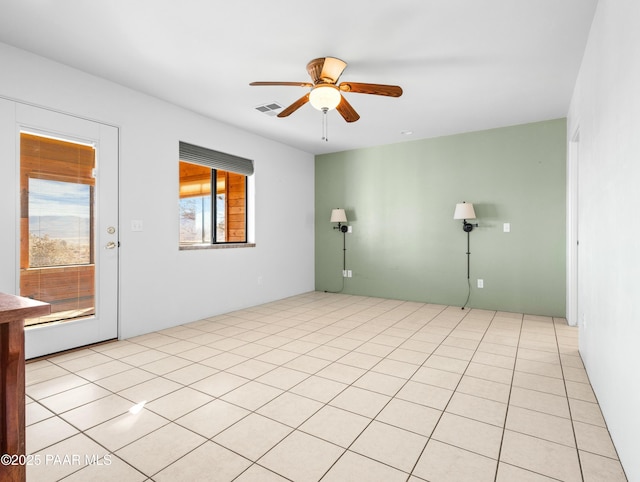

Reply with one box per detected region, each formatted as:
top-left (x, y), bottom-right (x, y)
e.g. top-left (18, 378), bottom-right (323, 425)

top-left (567, 0), bottom-right (640, 479)
top-left (0, 42), bottom-right (315, 338)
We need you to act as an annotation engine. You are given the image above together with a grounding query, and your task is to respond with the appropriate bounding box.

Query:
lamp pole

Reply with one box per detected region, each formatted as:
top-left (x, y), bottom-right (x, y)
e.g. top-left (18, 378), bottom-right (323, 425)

top-left (335, 222), bottom-right (348, 271)
top-left (466, 228), bottom-right (471, 280)
top-left (342, 229), bottom-right (347, 272)
top-left (461, 218), bottom-right (478, 310)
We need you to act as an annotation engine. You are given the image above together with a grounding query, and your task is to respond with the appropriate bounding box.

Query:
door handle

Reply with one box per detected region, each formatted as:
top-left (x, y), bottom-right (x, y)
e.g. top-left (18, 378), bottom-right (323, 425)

top-left (105, 241), bottom-right (117, 250)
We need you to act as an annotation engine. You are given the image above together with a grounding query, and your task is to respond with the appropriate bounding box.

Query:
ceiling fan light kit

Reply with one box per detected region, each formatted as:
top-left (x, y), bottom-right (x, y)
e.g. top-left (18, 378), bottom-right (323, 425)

top-left (250, 57), bottom-right (403, 140)
top-left (309, 84), bottom-right (341, 111)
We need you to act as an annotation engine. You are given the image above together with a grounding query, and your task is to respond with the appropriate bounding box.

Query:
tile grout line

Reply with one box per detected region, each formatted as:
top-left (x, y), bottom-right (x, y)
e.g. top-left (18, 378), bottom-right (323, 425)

top-left (403, 307), bottom-right (497, 480)
top-left (553, 315), bottom-right (587, 482)
top-left (492, 311), bottom-right (524, 482)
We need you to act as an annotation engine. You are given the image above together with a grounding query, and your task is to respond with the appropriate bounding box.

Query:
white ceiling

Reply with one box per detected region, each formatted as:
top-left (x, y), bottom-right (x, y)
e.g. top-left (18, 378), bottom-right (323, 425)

top-left (0, 0), bottom-right (598, 155)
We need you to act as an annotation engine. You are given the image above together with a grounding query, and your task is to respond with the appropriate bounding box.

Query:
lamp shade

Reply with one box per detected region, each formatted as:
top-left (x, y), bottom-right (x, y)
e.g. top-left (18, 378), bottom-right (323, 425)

top-left (309, 85), bottom-right (341, 111)
top-left (453, 202), bottom-right (476, 220)
top-left (330, 208), bottom-right (347, 223)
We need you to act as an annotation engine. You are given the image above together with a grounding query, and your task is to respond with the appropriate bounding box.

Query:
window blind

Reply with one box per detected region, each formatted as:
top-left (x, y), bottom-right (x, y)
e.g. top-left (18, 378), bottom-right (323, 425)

top-left (179, 141), bottom-right (254, 176)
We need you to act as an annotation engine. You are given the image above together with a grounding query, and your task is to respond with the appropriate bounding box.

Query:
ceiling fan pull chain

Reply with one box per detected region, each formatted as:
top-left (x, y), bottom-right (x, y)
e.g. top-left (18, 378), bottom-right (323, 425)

top-left (322, 107), bottom-right (329, 141)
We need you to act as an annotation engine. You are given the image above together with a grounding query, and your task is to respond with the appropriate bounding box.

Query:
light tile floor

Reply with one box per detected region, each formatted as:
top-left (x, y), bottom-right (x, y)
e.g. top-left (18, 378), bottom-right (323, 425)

top-left (24, 292), bottom-right (628, 481)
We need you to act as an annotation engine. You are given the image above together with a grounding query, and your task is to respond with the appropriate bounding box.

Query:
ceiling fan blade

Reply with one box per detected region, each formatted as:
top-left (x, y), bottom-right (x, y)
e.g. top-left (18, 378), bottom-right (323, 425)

top-left (336, 95), bottom-right (360, 123)
top-left (250, 81), bottom-right (313, 88)
top-left (277, 93), bottom-right (310, 118)
top-left (339, 82), bottom-right (403, 97)
top-left (307, 57), bottom-right (347, 84)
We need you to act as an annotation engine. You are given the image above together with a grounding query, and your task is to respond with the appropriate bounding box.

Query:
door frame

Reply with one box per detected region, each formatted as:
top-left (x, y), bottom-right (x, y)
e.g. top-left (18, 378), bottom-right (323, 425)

top-left (567, 125), bottom-right (580, 326)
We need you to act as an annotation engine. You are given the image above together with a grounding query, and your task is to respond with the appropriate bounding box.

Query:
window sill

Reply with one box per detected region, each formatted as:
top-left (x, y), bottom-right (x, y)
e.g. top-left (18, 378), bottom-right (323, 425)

top-left (179, 243), bottom-right (256, 251)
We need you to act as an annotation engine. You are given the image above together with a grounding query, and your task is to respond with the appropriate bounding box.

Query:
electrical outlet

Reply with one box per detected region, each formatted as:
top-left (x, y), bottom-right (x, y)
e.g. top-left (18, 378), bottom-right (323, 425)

top-left (477, 279), bottom-right (484, 288)
top-left (342, 270), bottom-right (347, 278)
top-left (503, 223), bottom-right (511, 233)
top-left (347, 225), bottom-right (353, 233)
top-left (347, 270), bottom-right (353, 278)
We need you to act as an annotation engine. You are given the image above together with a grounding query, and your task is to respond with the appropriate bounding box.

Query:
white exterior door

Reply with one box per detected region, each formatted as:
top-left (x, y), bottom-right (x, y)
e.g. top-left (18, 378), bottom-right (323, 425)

top-left (0, 100), bottom-right (118, 358)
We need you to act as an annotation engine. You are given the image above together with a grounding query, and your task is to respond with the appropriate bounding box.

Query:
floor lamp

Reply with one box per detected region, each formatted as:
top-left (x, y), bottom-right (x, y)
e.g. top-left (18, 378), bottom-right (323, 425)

top-left (454, 202), bottom-right (478, 309)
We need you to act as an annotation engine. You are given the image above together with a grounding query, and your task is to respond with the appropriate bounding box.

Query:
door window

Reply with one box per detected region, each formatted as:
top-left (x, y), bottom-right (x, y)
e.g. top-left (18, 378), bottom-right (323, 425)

top-left (20, 132), bottom-right (96, 326)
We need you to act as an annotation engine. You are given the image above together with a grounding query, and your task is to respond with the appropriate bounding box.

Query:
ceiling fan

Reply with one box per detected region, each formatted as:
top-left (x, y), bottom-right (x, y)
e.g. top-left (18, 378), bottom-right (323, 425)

top-left (250, 57), bottom-right (403, 123)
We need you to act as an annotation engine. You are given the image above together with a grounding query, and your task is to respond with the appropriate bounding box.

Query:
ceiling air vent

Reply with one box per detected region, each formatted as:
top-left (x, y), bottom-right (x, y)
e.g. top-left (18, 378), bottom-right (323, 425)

top-left (255, 102), bottom-right (283, 116)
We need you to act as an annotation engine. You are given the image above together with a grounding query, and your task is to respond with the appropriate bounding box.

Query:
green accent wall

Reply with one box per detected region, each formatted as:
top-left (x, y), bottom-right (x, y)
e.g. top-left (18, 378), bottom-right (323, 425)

top-left (315, 119), bottom-right (566, 316)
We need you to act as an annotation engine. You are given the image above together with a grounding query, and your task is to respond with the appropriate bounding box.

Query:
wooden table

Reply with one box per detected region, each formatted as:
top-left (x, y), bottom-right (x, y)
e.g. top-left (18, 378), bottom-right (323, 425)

top-left (0, 294), bottom-right (50, 482)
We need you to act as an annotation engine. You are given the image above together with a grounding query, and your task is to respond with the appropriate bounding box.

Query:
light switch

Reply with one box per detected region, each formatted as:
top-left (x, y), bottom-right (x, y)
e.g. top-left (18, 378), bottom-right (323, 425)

top-left (131, 220), bottom-right (144, 232)
top-left (503, 223), bottom-right (511, 233)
